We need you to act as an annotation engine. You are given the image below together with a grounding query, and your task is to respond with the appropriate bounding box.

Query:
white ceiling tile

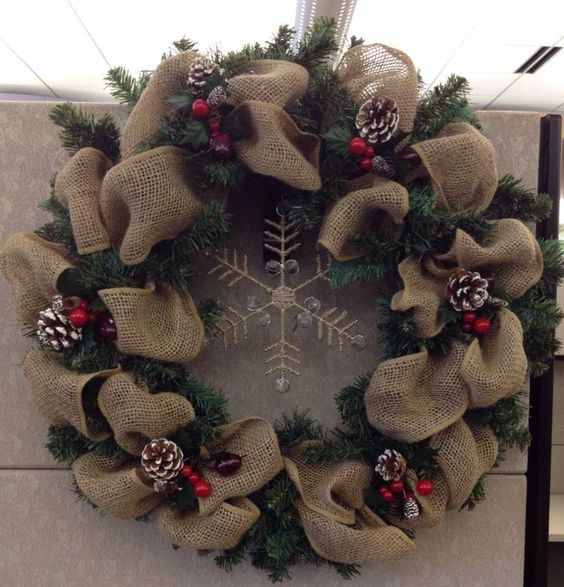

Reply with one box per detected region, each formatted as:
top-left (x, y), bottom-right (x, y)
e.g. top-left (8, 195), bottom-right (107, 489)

top-left (487, 73), bottom-right (564, 110)
top-left (432, 71), bottom-right (520, 98)
top-left (0, 43), bottom-right (41, 86)
top-left (446, 44), bottom-right (537, 73)
top-left (0, 0), bottom-right (82, 37)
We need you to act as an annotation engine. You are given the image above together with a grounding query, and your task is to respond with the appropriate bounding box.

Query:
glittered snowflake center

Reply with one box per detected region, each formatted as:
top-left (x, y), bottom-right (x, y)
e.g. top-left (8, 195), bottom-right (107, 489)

top-left (272, 286), bottom-right (295, 309)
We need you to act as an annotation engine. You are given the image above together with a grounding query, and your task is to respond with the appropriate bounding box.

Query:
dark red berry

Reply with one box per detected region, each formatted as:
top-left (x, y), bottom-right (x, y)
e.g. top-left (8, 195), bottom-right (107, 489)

top-left (191, 98), bottom-right (210, 118)
top-left (214, 452), bottom-right (243, 476)
top-left (67, 307), bottom-right (89, 327)
top-left (462, 311), bottom-right (476, 323)
top-left (359, 157), bottom-right (372, 172)
top-left (192, 480), bottom-right (212, 497)
top-left (416, 479), bottom-right (433, 496)
top-left (348, 137), bottom-right (367, 156)
top-left (390, 479), bottom-right (405, 493)
top-left (473, 317), bottom-right (491, 334)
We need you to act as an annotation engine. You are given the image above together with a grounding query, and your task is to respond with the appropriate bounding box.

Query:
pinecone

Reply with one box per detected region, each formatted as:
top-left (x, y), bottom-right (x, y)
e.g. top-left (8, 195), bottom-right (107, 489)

top-left (141, 438), bottom-right (184, 481)
top-left (403, 496), bottom-right (420, 519)
top-left (207, 85), bottom-right (227, 109)
top-left (371, 155), bottom-right (395, 178)
top-left (445, 268), bottom-right (489, 311)
top-left (355, 96), bottom-right (399, 145)
top-left (188, 58), bottom-right (217, 96)
top-left (37, 297), bottom-right (82, 351)
top-left (152, 479), bottom-right (181, 497)
top-left (374, 449), bottom-right (407, 482)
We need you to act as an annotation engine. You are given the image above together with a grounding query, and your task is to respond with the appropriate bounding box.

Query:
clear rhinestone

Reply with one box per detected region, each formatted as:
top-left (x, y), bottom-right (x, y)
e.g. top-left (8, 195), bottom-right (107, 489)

top-left (274, 376), bottom-right (290, 393)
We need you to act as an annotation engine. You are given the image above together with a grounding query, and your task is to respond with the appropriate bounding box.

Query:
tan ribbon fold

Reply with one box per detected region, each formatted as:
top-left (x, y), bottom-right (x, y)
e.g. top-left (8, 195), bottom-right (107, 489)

top-left (0, 233), bottom-right (72, 325)
top-left (73, 453), bottom-right (163, 519)
top-left (98, 282), bottom-right (204, 363)
top-left (318, 175), bottom-right (409, 261)
top-left (98, 372), bottom-right (196, 455)
top-left (22, 350), bottom-right (120, 441)
top-left (54, 147), bottom-right (113, 254)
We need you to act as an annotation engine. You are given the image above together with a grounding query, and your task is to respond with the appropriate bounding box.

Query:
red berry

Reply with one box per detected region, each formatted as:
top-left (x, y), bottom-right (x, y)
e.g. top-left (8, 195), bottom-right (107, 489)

top-left (208, 118), bottom-right (221, 132)
top-left (348, 137), bottom-right (367, 156)
top-left (473, 317), bottom-right (491, 334)
top-left (191, 98), bottom-right (210, 118)
top-left (359, 157), bottom-right (372, 172)
top-left (209, 132), bottom-right (233, 161)
top-left (378, 484), bottom-right (391, 497)
top-left (79, 299), bottom-right (90, 310)
top-left (210, 130), bottom-right (221, 138)
top-left (399, 147), bottom-right (421, 167)
top-left (381, 490), bottom-right (394, 502)
top-left (416, 479), bottom-right (433, 496)
top-left (390, 479), bottom-right (405, 493)
top-left (462, 311), bottom-right (476, 323)
top-left (180, 464), bottom-right (193, 478)
top-left (461, 322), bottom-right (473, 333)
top-left (363, 146), bottom-right (375, 158)
top-left (67, 307), bottom-right (89, 327)
top-left (187, 472), bottom-right (201, 484)
top-left (405, 489), bottom-right (415, 499)
top-left (192, 480), bottom-right (212, 497)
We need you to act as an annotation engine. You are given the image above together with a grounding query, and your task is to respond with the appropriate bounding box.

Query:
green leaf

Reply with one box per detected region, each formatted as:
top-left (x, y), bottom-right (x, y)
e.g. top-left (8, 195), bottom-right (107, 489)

top-left (167, 94), bottom-right (193, 110)
top-left (180, 120), bottom-right (210, 149)
top-left (169, 483), bottom-right (198, 513)
top-left (322, 125), bottom-right (353, 156)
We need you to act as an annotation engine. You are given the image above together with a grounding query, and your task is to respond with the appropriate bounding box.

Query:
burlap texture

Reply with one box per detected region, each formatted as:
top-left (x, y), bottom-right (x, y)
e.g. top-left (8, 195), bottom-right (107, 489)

top-left (98, 282), bottom-right (204, 363)
top-left (100, 146), bottom-right (208, 265)
top-left (283, 443), bottom-right (372, 524)
top-left (157, 497), bottom-right (259, 550)
top-left (228, 60), bottom-right (309, 108)
top-left (412, 123), bottom-right (497, 212)
top-left (73, 453), bottom-right (163, 519)
top-left (98, 372), bottom-right (196, 455)
top-left (54, 147), bottom-right (112, 254)
top-left (336, 43), bottom-right (417, 138)
top-left (198, 418), bottom-right (283, 515)
top-left (462, 307), bottom-right (527, 408)
top-left (22, 349), bottom-right (120, 440)
top-left (0, 232), bottom-right (72, 325)
top-left (365, 342), bottom-right (469, 443)
top-left (318, 175), bottom-right (409, 261)
top-left (233, 100), bottom-right (321, 191)
top-left (296, 500), bottom-right (415, 563)
top-left (121, 51), bottom-right (198, 158)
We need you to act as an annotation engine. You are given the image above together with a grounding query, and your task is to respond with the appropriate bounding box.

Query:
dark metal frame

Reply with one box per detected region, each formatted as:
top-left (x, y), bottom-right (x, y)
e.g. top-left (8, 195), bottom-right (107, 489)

top-left (524, 114), bottom-right (562, 587)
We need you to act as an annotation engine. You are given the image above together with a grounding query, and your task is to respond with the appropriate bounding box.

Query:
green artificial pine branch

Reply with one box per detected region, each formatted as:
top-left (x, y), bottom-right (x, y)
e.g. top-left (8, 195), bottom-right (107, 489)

top-left (294, 17), bottom-right (339, 69)
top-left (197, 298), bottom-right (223, 335)
top-left (459, 475), bottom-right (486, 511)
top-left (104, 67), bottom-right (150, 111)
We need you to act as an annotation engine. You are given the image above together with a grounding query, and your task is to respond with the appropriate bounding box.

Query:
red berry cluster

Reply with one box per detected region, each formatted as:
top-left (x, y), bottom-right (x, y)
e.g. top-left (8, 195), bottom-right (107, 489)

top-left (461, 311), bottom-right (491, 335)
top-left (347, 137), bottom-right (375, 172)
top-left (180, 464), bottom-right (212, 498)
top-left (190, 98), bottom-right (232, 162)
top-left (65, 297), bottom-right (117, 341)
top-left (378, 478), bottom-right (433, 503)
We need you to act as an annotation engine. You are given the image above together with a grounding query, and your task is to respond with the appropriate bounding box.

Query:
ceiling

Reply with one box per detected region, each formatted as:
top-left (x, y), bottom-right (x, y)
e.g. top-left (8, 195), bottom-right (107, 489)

top-left (1, 0), bottom-right (563, 112)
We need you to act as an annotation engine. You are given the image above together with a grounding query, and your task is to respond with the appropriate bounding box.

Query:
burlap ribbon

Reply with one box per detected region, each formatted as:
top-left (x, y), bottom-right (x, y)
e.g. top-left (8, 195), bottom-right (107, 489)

top-left (284, 444), bottom-right (415, 563)
top-left (22, 349), bottom-right (120, 441)
top-left (98, 282), bottom-right (204, 363)
top-left (0, 233), bottom-right (72, 325)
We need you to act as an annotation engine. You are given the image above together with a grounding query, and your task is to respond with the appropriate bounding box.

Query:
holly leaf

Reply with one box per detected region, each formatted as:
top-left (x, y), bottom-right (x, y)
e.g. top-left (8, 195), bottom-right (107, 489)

top-left (169, 482), bottom-right (198, 513)
top-left (180, 120), bottom-right (209, 150)
top-left (322, 125), bottom-right (353, 157)
top-left (167, 94), bottom-right (193, 110)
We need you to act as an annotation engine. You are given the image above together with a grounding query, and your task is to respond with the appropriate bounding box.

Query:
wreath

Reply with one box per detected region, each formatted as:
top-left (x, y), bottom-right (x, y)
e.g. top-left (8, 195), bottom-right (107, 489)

top-left (1, 19), bottom-right (563, 582)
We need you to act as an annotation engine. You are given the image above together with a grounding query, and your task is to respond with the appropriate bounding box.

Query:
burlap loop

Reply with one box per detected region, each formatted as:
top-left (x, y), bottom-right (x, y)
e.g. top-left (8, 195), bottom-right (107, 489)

top-left (98, 372), bottom-right (196, 455)
top-left (296, 500), bottom-right (415, 563)
top-left (22, 349), bottom-right (120, 440)
top-left (121, 51), bottom-right (198, 158)
top-left (365, 341), bottom-right (469, 443)
top-left (73, 453), bottom-right (163, 519)
top-left (336, 43), bottom-right (417, 138)
top-left (412, 123), bottom-right (497, 212)
top-left (98, 282), bottom-right (204, 363)
top-left (318, 175), bottom-right (409, 261)
top-left (157, 498), bottom-right (260, 550)
top-left (462, 307), bottom-right (527, 407)
top-left (283, 443), bottom-right (372, 524)
top-left (0, 233), bottom-right (72, 325)
top-left (54, 147), bottom-right (112, 254)
top-left (233, 100), bottom-right (321, 191)
top-left (198, 418), bottom-right (284, 515)
top-left (227, 60), bottom-right (309, 108)
top-left (100, 146), bottom-right (210, 265)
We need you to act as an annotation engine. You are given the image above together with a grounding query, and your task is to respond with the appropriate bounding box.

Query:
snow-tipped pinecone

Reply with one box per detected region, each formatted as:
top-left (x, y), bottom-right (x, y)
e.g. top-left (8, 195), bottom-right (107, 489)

top-left (152, 479), bottom-right (181, 497)
top-left (207, 85), bottom-right (227, 109)
top-left (403, 496), bottom-right (420, 519)
top-left (141, 438), bottom-right (184, 481)
top-left (371, 155), bottom-right (395, 178)
top-left (445, 268), bottom-right (489, 312)
top-left (188, 58), bottom-right (217, 96)
top-left (37, 297), bottom-right (82, 351)
top-left (356, 96), bottom-right (399, 145)
top-left (375, 449), bottom-right (407, 482)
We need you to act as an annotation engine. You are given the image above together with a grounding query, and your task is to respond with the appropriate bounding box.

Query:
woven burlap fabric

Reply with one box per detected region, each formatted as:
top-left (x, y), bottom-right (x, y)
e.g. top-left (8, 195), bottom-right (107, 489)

top-left (22, 349), bottom-right (120, 441)
top-left (121, 51), bottom-right (198, 158)
top-left (100, 146), bottom-right (210, 265)
top-left (297, 500), bottom-right (415, 563)
top-left (157, 497), bottom-right (260, 550)
top-left (197, 418), bottom-right (283, 515)
top-left (227, 60), bottom-right (309, 108)
top-left (283, 443), bottom-right (371, 524)
top-left (365, 341), bottom-right (469, 443)
top-left (98, 282), bottom-right (204, 363)
top-left (54, 147), bottom-right (112, 255)
top-left (462, 307), bottom-right (527, 408)
top-left (73, 453), bottom-right (163, 519)
top-left (318, 175), bottom-right (409, 261)
top-left (233, 100), bottom-right (321, 191)
top-left (336, 43), bottom-right (417, 139)
top-left (0, 232), bottom-right (72, 325)
top-left (438, 219), bottom-right (543, 298)
top-left (98, 372), bottom-right (195, 455)
top-left (412, 123), bottom-right (498, 212)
